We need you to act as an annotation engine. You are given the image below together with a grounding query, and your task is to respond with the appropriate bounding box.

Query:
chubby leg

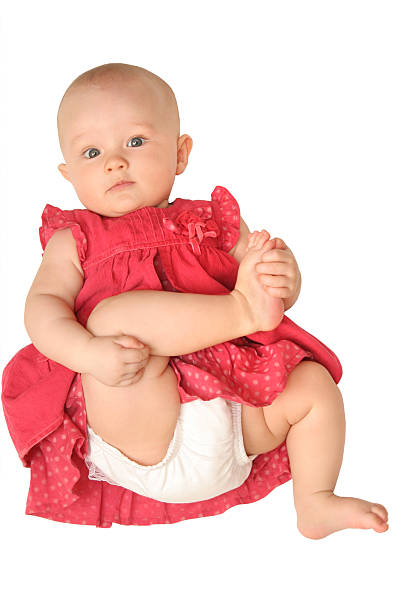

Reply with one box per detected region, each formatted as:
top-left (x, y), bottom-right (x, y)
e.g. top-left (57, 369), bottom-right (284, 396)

top-left (241, 360), bottom-right (389, 539)
top-left (86, 230), bottom-right (284, 356)
top-left (82, 353), bottom-right (181, 465)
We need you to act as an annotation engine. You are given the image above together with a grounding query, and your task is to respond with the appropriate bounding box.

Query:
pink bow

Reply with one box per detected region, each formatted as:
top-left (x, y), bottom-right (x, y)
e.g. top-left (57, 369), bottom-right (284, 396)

top-left (163, 208), bottom-right (219, 255)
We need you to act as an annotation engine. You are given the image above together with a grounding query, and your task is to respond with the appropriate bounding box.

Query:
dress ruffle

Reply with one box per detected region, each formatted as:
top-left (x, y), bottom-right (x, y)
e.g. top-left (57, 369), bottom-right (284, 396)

top-left (172, 338), bottom-right (314, 408)
top-left (39, 204), bottom-right (88, 263)
top-left (211, 186), bottom-right (241, 252)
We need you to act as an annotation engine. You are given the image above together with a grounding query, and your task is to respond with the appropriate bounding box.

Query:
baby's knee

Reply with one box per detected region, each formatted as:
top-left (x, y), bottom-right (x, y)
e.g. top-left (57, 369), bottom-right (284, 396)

top-left (283, 360), bottom-right (342, 424)
top-left (295, 360), bottom-right (337, 389)
top-left (86, 297), bottom-right (121, 335)
top-left (300, 361), bottom-right (343, 409)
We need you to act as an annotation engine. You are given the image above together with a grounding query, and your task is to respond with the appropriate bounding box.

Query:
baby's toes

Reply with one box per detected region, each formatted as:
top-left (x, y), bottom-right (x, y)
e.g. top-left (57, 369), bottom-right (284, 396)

top-left (371, 513), bottom-right (389, 533)
top-left (247, 231), bottom-right (259, 249)
top-left (370, 503), bottom-right (388, 523)
top-left (361, 509), bottom-right (389, 533)
top-left (248, 229), bottom-right (270, 251)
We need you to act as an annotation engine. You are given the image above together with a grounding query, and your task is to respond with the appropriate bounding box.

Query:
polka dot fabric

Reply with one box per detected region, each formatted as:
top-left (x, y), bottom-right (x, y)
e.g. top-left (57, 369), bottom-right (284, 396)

top-left (173, 338), bottom-right (312, 408)
top-left (1, 185), bottom-right (342, 527)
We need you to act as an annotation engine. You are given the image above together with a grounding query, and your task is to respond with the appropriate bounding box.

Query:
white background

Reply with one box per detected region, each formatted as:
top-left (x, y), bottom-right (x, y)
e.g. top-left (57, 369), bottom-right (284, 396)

top-left (0, 1), bottom-right (406, 610)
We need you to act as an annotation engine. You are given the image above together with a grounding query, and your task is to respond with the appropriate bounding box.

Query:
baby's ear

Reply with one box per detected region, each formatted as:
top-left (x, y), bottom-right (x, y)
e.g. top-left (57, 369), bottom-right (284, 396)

top-left (176, 134), bottom-right (193, 175)
top-left (57, 163), bottom-right (71, 182)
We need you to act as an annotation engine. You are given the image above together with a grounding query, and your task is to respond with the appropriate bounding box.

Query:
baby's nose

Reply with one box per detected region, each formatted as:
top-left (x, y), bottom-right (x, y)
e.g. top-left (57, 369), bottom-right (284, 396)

top-left (105, 157), bottom-right (128, 172)
top-left (106, 162), bottom-right (125, 172)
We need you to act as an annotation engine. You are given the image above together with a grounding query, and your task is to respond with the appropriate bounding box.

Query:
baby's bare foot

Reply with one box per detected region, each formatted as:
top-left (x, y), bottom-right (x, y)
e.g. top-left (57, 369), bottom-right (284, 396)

top-left (296, 491), bottom-right (389, 540)
top-left (232, 230), bottom-right (284, 332)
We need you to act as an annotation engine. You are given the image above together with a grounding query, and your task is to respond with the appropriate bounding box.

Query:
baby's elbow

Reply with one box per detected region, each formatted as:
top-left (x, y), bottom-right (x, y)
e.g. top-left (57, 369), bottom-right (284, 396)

top-left (23, 295), bottom-right (35, 337)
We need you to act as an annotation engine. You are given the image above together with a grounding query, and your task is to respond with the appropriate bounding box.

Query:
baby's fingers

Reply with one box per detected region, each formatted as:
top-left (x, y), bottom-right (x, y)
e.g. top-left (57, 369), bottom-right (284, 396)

top-left (123, 346), bottom-right (150, 363)
top-left (122, 359), bottom-right (149, 374)
top-left (256, 261), bottom-right (289, 275)
top-left (116, 369), bottom-right (145, 386)
top-left (113, 335), bottom-right (145, 349)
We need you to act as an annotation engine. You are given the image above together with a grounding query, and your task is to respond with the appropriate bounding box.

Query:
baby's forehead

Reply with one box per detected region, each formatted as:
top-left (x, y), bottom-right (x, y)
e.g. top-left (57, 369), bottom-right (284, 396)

top-left (58, 67), bottom-right (180, 146)
top-left (62, 79), bottom-right (167, 125)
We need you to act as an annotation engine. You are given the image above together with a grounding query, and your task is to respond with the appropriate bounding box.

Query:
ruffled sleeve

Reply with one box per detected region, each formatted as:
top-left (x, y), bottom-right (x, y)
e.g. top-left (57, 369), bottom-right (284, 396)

top-left (210, 186), bottom-right (241, 253)
top-left (39, 204), bottom-right (88, 263)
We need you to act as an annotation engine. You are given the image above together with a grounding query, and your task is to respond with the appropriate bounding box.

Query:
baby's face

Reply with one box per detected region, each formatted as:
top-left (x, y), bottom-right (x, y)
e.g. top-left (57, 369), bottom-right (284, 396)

top-left (58, 81), bottom-right (192, 217)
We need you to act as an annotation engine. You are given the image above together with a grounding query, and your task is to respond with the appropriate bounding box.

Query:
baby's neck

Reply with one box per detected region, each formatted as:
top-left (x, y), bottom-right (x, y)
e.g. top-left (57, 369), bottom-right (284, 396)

top-left (155, 199), bottom-right (170, 209)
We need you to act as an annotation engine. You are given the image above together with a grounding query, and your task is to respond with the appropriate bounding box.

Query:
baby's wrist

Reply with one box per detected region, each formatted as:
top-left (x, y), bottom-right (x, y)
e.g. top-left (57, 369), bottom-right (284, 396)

top-left (77, 334), bottom-right (97, 374)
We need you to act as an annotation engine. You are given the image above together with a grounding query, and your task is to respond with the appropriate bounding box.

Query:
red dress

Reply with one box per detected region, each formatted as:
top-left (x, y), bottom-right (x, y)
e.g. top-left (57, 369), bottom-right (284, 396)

top-left (1, 186), bottom-right (342, 528)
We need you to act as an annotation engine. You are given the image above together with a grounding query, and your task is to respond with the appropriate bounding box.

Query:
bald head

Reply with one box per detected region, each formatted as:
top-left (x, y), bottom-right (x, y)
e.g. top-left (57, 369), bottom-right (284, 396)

top-left (57, 63), bottom-right (180, 153)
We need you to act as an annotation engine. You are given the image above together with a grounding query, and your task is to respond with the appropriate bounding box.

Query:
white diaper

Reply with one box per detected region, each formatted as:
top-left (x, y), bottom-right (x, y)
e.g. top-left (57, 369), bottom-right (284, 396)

top-left (84, 397), bottom-right (258, 503)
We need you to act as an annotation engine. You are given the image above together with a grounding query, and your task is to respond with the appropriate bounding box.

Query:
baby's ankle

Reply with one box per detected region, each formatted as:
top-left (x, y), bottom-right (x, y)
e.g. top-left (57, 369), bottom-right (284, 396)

top-left (294, 489), bottom-right (335, 512)
top-left (229, 289), bottom-right (257, 336)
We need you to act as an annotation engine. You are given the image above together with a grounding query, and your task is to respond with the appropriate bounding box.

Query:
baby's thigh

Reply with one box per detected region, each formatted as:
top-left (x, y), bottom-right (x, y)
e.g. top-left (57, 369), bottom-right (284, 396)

top-left (81, 360), bottom-right (180, 465)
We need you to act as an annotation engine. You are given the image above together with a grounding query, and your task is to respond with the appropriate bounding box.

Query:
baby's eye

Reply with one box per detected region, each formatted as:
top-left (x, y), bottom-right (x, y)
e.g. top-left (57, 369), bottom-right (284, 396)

top-left (83, 136), bottom-right (146, 159)
top-left (84, 148), bottom-right (100, 159)
top-left (127, 136), bottom-right (146, 148)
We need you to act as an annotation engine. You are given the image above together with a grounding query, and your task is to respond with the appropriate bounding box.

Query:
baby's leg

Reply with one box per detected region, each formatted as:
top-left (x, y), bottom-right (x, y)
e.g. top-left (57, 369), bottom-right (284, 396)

top-left (86, 230), bottom-right (283, 357)
top-left (82, 352), bottom-right (180, 466)
top-left (82, 231), bottom-right (280, 466)
top-left (241, 360), bottom-right (389, 539)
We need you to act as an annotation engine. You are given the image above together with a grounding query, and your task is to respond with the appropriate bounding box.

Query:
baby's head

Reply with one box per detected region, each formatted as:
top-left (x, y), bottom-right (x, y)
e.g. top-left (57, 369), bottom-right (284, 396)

top-left (57, 63), bottom-right (193, 217)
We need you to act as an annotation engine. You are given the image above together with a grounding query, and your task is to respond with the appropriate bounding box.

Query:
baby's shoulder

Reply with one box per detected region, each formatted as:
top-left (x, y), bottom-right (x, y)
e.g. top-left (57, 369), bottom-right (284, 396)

top-left (40, 204), bottom-right (90, 275)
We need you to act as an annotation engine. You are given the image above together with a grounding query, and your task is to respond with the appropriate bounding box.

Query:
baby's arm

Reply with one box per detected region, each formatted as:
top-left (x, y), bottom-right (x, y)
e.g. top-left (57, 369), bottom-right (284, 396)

top-left (26, 224), bottom-right (278, 375)
top-left (24, 227), bottom-right (256, 381)
top-left (25, 229), bottom-right (93, 372)
top-left (24, 229), bottom-right (148, 384)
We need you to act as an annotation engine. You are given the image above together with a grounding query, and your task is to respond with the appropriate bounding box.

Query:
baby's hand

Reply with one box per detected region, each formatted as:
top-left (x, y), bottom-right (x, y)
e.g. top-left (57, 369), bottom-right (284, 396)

top-left (84, 335), bottom-right (150, 387)
top-left (255, 236), bottom-right (301, 300)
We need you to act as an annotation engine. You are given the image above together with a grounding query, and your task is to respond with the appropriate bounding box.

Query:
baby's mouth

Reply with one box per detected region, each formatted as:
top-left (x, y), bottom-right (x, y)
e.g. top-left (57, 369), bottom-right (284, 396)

top-left (108, 181), bottom-right (135, 192)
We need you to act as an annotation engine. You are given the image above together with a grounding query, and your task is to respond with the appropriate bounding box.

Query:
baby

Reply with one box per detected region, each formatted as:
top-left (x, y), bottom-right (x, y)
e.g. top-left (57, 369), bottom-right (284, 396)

top-left (23, 63), bottom-right (388, 538)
